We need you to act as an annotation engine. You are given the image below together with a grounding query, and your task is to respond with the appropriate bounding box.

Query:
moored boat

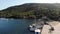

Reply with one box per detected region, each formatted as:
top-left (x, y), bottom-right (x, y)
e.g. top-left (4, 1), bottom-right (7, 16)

top-left (28, 23), bottom-right (42, 32)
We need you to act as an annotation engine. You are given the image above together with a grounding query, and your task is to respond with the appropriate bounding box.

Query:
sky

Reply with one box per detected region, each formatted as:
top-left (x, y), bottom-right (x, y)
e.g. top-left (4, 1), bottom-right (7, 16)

top-left (0, 0), bottom-right (60, 10)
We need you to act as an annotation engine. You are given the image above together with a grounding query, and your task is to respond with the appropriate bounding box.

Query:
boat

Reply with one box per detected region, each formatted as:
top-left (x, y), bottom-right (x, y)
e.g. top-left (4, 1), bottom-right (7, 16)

top-left (35, 28), bottom-right (41, 34)
top-left (28, 16), bottom-right (48, 32)
top-left (28, 23), bottom-right (43, 32)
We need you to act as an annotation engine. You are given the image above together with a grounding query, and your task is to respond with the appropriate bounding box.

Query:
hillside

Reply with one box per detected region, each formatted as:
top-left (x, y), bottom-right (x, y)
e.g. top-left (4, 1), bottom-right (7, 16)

top-left (0, 3), bottom-right (60, 20)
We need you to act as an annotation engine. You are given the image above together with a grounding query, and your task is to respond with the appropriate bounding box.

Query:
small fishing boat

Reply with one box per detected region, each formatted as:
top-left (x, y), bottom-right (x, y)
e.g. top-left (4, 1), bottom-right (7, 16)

top-left (28, 23), bottom-right (42, 32)
top-left (35, 29), bottom-right (41, 34)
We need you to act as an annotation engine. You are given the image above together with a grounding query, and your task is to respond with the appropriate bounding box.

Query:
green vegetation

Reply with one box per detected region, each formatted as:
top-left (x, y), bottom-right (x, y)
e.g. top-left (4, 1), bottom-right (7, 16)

top-left (0, 3), bottom-right (60, 20)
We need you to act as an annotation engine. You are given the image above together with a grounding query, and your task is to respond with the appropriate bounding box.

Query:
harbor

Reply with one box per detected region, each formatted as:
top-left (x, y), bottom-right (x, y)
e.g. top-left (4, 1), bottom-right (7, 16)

top-left (28, 15), bottom-right (60, 34)
top-left (29, 20), bottom-right (60, 34)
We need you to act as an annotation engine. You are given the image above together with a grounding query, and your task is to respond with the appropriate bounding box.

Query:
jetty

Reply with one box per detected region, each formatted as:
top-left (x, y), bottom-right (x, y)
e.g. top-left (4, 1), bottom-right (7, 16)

top-left (41, 21), bottom-right (60, 34)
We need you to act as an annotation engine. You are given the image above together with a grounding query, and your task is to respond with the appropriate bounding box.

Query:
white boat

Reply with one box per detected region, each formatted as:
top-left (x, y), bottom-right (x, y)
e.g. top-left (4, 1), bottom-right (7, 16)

top-left (28, 23), bottom-right (42, 32)
top-left (28, 18), bottom-right (44, 32)
top-left (35, 29), bottom-right (41, 34)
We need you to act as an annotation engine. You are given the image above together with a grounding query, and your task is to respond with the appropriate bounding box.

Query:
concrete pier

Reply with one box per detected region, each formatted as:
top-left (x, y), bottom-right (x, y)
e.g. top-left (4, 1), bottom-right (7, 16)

top-left (41, 21), bottom-right (60, 34)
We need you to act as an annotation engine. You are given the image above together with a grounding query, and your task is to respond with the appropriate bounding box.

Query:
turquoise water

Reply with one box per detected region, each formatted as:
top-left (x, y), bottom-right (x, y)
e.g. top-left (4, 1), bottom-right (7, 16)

top-left (0, 18), bottom-right (34, 34)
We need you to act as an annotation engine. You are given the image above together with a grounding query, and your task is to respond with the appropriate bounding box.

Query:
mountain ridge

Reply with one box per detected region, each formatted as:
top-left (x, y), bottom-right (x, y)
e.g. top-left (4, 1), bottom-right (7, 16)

top-left (1, 3), bottom-right (60, 11)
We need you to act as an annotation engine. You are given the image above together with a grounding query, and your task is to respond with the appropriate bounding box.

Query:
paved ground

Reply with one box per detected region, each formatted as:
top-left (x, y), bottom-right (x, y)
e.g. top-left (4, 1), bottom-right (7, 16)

top-left (41, 25), bottom-right (50, 34)
top-left (52, 23), bottom-right (60, 34)
top-left (41, 21), bottom-right (60, 34)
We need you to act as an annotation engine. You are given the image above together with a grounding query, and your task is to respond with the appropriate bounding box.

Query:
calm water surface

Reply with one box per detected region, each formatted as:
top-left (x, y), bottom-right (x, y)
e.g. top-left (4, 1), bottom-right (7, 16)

top-left (0, 18), bottom-right (34, 34)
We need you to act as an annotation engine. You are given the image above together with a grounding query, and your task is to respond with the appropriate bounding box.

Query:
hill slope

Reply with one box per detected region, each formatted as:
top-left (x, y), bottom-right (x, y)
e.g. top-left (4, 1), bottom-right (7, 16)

top-left (0, 3), bottom-right (60, 20)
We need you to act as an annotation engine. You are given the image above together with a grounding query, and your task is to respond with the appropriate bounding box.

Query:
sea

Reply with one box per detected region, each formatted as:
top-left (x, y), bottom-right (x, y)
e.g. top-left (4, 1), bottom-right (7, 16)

top-left (0, 18), bottom-right (34, 34)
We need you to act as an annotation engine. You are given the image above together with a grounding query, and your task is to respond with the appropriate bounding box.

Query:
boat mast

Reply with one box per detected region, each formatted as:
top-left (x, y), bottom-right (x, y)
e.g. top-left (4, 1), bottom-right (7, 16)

top-left (35, 16), bottom-right (36, 24)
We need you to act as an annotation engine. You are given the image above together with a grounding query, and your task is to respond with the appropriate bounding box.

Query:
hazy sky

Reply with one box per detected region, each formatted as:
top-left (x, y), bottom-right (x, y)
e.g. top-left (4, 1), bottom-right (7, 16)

top-left (0, 0), bottom-right (60, 10)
